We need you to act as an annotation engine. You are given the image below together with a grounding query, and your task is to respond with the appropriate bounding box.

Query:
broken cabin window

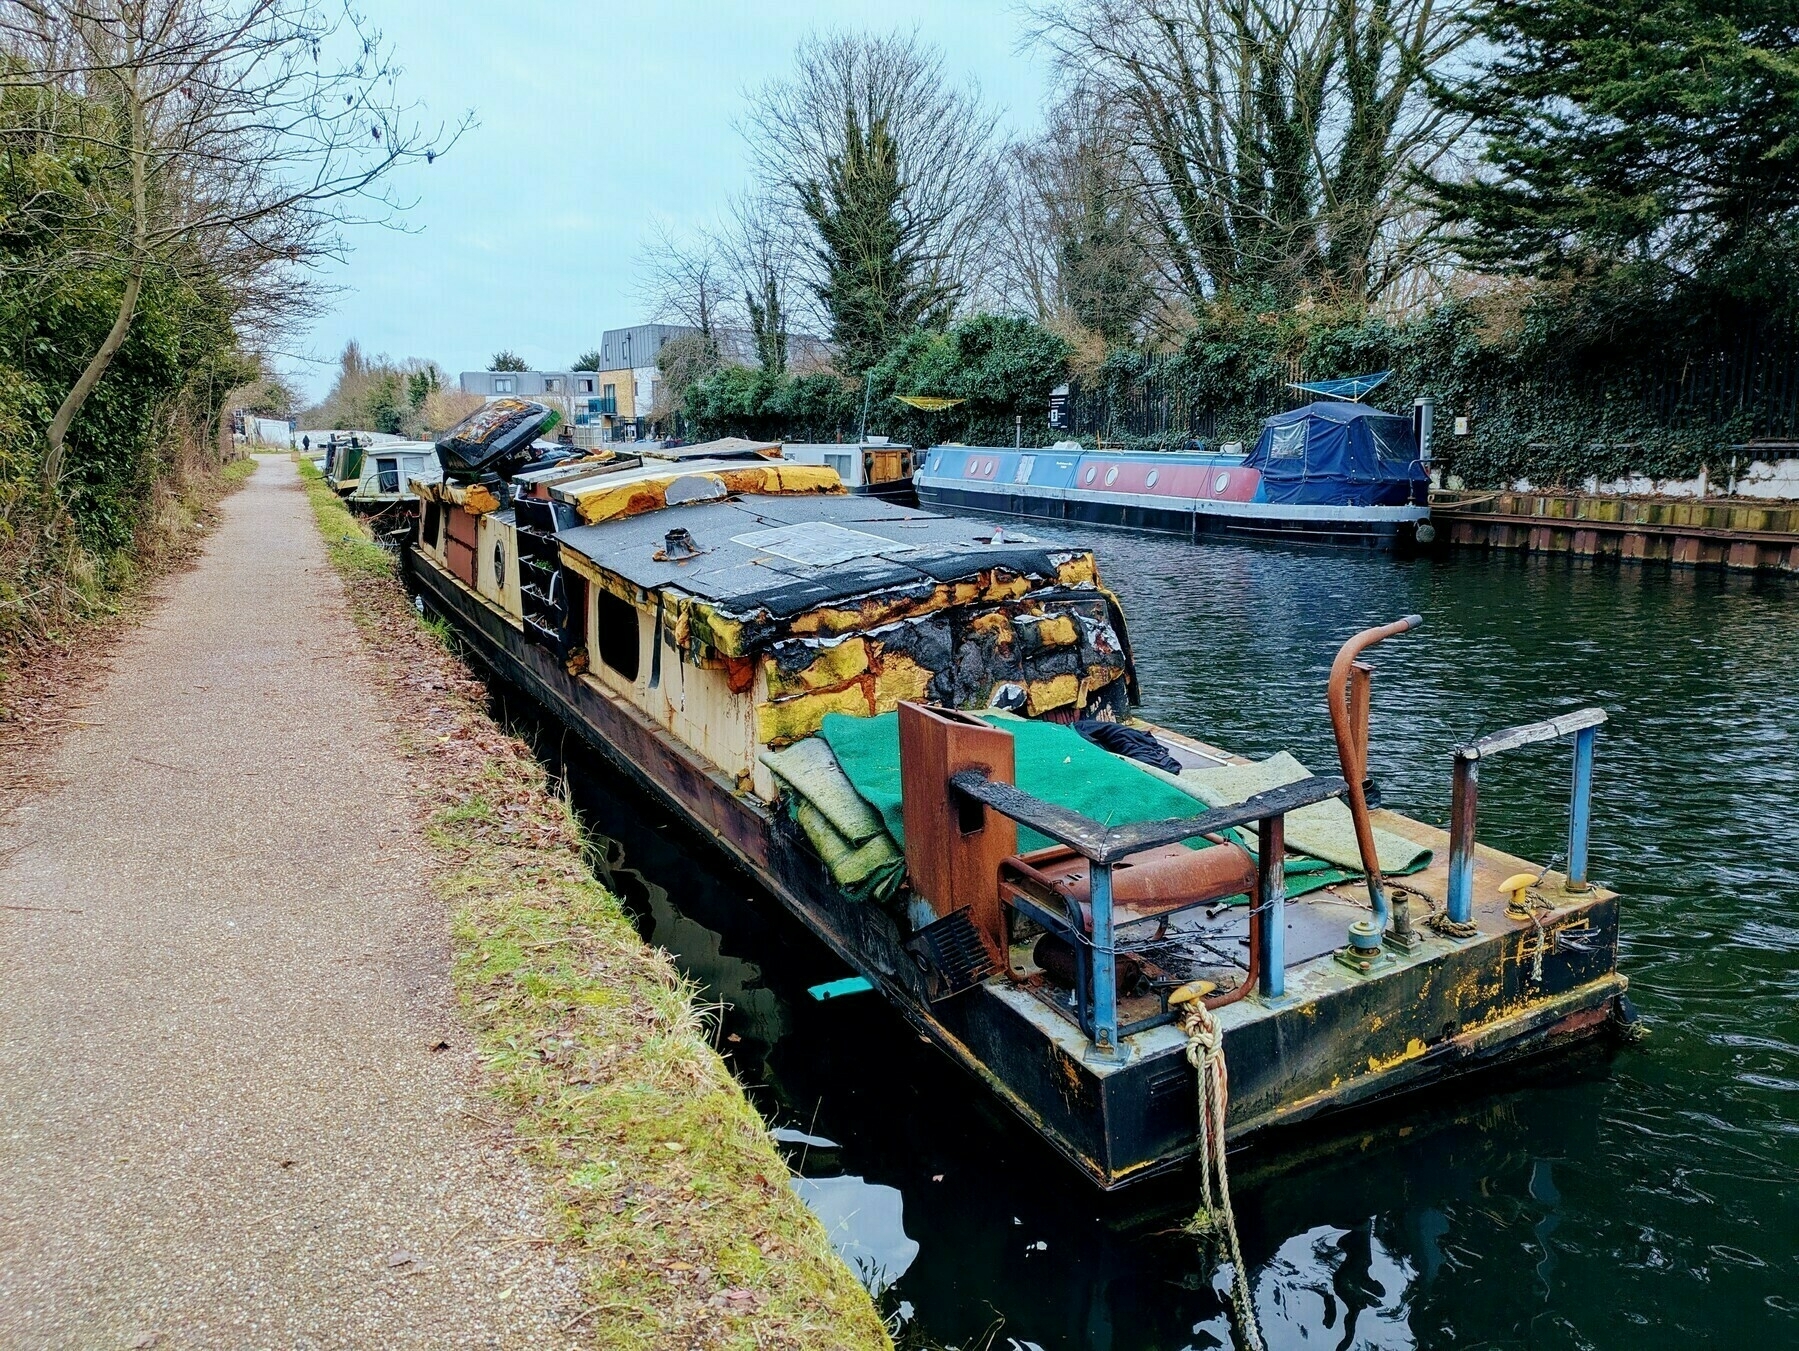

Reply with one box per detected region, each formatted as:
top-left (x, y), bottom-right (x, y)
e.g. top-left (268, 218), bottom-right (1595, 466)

top-left (422, 501), bottom-right (441, 548)
top-left (376, 458), bottom-right (399, 493)
top-left (592, 588), bottom-right (641, 681)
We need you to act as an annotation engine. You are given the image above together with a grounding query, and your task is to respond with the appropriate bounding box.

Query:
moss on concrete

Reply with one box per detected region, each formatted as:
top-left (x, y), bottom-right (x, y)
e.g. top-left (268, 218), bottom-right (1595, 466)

top-left (297, 459), bottom-right (891, 1351)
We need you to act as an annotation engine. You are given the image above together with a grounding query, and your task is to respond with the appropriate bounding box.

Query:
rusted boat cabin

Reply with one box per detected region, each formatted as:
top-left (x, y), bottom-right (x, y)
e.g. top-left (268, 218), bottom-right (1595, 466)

top-left (407, 404), bottom-right (1631, 1188)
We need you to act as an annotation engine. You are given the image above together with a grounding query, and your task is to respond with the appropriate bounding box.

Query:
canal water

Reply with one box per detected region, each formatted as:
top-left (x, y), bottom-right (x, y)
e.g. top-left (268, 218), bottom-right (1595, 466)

top-left (502, 532), bottom-right (1799, 1350)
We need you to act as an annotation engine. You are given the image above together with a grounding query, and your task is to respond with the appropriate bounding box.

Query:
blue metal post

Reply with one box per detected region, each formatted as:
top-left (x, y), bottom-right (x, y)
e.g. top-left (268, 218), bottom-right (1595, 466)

top-left (1088, 860), bottom-right (1119, 1055)
top-left (1446, 753), bottom-right (1479, 925)
top-left (1567, 725), bottom-right (1596, 890)
top-left (1258, 815), bottom-right (1286, 999)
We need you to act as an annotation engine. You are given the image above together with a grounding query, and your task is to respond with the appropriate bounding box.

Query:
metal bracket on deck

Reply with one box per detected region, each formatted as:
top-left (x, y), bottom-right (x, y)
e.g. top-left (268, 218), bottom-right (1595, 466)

top-left (1446, 707), bottom-right (1607, 928)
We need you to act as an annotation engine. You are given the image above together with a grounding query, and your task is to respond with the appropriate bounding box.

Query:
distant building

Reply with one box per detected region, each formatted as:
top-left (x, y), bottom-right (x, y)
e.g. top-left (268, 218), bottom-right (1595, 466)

top-left (461, 322), bottom-right (833, 447)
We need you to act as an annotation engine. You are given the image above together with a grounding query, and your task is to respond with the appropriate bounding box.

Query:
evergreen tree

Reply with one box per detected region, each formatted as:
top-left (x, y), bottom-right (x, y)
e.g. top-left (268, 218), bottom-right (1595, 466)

top-left (489, 350), bottom-right (527, 372)
top-left (797, 110), bottom-right (956, 375)
top-left (405, 366), bottom-right (439, 412)
top-left (747, 273), bottom-right (788, 376)
top-left (1058, 168), bottom-right (1153, 347)
top-left (1430, 0), bottom-right (1799, 283)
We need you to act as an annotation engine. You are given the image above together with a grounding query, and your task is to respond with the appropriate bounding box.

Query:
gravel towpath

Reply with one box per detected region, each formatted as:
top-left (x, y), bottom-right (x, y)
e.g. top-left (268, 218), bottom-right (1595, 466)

top-left (0, 457), bottom-right (580, 1349)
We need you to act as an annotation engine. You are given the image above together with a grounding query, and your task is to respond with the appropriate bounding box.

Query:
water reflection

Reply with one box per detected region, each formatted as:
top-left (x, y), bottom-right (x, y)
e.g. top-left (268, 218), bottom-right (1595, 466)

top-left (793, 1173), bottom-right (921, 1295)
top-left (490, 532), bottom-right (1799, 1350)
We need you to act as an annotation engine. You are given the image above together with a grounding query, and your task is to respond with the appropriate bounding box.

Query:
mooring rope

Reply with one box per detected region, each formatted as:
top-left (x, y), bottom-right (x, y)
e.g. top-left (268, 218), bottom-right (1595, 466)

top-left (1179, 999), bottom-right (1265, 1351)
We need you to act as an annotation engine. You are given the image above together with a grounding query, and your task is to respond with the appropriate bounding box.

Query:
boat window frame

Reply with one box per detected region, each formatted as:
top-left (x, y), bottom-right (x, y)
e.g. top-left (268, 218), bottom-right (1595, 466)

top-left (591, 586), bottom-right (641, 682)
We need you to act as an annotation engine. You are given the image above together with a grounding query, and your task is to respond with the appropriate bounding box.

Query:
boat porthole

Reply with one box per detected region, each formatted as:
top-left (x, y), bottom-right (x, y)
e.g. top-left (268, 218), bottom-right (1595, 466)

top-left (1214, 471), bottom-right (1231, 494)
top-left (1104, 467), bottom-right (1119, 486)
top-left (492, 540), bottom-right (506, 587)
top-left (1146, 469), bottom-right (1159, 488)
top-left (1084, 466), bottom-right (1097, 484)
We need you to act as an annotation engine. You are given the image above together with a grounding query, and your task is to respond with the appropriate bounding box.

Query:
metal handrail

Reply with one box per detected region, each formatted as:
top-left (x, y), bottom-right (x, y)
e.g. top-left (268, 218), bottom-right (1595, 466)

top-left (1446, 707), bottom-right (1607, 925)
top-left (953, 771), bottom-right (1348, 1054)
top-left (948, 772), bottom-right (1348, 864)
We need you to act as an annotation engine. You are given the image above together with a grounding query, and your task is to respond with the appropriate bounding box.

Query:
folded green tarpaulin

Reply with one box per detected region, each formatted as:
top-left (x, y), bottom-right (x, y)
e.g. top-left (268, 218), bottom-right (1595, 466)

top-left (761, 738), bottom-right (888, 844)
top-left (818, 710), bottom-right (1210, 854)
top-left (792, 799), bottom-right (906, 900)
top-left (813, 711), bottom-right (1372, 900)
top-left (760, 739), bottom-right (904, 901)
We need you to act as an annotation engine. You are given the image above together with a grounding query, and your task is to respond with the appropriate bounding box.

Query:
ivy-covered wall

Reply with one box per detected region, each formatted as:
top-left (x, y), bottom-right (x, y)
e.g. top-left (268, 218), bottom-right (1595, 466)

top-left (683, 287), bottom-right (1796, 490)
top-left (1075, 288), bottom-right (1798, 488)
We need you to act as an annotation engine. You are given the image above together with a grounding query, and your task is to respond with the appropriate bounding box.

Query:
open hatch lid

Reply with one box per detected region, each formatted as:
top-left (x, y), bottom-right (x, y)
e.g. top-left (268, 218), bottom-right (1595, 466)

top-left (436, 398), bottom-right (559, 481)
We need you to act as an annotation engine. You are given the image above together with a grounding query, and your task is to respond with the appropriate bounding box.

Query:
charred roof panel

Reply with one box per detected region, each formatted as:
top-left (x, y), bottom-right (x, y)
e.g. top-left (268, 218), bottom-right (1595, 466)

top-left (556, 495), bottom-right (1080, 617)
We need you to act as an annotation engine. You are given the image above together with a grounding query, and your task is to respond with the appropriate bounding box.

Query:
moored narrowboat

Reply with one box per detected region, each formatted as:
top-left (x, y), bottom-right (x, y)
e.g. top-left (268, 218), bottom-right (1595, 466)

top-left (779, 438), bottom-right (919, 502)
top-left (407, 399), bottom-right (1630, 1188)
top-left (915, 400), bottom-right (1433, 548)
top-left (343, 439), bottom-right (442, 513)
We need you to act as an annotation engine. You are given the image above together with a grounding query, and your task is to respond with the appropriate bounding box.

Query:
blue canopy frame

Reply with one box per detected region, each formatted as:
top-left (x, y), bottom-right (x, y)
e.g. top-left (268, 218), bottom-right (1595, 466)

top-left (1288, 371), bottom-right (1392, 402)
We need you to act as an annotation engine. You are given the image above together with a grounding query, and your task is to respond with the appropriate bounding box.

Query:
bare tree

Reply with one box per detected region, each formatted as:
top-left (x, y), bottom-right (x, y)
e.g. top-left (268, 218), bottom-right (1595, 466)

top-left (0, 0), bottom-right (461, 502)
top-left (742, 30), bottom-right (1003, 365)
top-left (635, 218), bottom-right (726, 344)
top-left (1026, 0), bottom-right (1474, 310)
top-left (719, 192), bottom-right (793, 374)
top-left (992, 89), bottom-right (1161, 344)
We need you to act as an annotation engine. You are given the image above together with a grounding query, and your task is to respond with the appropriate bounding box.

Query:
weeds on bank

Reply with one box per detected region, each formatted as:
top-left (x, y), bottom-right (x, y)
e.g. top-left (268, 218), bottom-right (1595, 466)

top-left (300, 465), bottom-right (891, 1351)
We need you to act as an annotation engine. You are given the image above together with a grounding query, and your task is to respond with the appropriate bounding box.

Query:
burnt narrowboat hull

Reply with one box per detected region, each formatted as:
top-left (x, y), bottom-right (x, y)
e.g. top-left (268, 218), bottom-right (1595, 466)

top-left (849, 477), bottom-right (918, 506)
top-left (408, 548), bottom-right (1624, 1188)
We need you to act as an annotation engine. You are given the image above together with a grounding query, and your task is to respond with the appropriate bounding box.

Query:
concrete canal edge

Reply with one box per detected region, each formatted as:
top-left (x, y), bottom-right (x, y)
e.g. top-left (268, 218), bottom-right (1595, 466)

top-left (296, 459), bottom-right (892, 1350)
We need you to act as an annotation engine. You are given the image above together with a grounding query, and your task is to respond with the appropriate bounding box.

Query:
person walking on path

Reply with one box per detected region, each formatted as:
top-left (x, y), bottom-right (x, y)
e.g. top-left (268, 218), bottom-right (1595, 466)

top-left (0, 456), bottom-right (579, 1349)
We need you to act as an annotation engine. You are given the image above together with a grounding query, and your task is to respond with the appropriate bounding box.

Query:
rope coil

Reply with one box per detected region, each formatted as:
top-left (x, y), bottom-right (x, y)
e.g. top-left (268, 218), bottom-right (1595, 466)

top-left (1179, 999), bottom-right (1265, 1351)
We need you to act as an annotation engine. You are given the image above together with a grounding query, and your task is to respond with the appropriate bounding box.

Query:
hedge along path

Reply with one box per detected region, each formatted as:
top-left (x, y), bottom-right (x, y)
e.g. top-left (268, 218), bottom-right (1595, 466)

top-left (297, 458), bottom-right (892, 1351)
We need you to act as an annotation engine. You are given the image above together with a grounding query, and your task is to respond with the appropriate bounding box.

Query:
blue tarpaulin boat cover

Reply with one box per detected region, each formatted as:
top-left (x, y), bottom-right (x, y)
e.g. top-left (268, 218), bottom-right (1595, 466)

top-left (1245, 402), bottom-right (1429, 507)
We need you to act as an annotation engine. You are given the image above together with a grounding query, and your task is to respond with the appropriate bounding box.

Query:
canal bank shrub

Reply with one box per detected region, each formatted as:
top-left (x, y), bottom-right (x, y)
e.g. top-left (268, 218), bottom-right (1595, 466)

top-left (297, 461), bottom-right (892, 1351)
top-left (0, 259), bottom-right (254, 645)
top-left (682, 314), bottom-right (1071, 447)
top-left (0, 66), bottom-right (256, 656)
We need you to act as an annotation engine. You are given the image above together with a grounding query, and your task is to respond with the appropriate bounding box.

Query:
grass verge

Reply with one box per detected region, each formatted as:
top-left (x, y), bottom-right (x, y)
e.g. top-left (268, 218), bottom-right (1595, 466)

top-left (296, 459), bottom-right (893, 1351)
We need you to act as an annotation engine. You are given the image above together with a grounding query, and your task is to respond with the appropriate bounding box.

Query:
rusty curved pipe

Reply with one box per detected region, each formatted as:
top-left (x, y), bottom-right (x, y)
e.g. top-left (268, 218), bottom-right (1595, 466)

top-left (1328, 615), bottom-right (1422, 936)
top-left (1204, 899), bottom-right (1261, 1010)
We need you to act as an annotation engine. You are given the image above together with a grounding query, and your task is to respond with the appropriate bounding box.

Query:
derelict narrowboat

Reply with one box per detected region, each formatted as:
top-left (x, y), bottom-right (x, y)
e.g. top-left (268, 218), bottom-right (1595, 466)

top-left (779, 438), bottom-right (918, 503)
top-left (407, 398), bottom-right (1630, 1188)
top-left (915, 399), bottom-right (1433, 548)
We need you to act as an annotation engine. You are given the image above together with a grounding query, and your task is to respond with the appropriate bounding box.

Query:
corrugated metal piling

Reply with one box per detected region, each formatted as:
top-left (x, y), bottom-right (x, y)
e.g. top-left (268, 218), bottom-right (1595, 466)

top-left (1434, 490), bottom-right (1799, 573)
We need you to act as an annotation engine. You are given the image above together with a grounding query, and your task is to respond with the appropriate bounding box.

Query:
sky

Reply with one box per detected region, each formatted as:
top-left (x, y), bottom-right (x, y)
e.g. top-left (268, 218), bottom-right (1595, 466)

top-left (288, 1), bottom-right (1053, 402)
